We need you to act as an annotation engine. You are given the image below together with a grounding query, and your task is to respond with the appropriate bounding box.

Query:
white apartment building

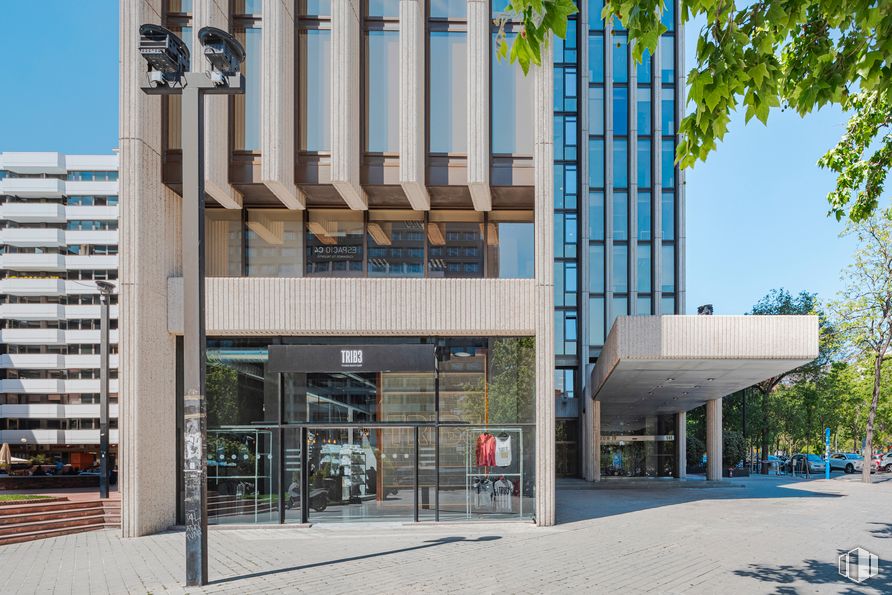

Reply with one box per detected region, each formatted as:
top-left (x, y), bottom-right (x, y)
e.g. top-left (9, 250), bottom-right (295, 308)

top-left (0, 152), bottom-right (119, 469)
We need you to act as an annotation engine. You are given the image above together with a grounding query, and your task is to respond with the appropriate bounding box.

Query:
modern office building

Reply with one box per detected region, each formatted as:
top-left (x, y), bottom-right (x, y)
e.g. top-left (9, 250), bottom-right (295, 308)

top-left (0, 152), bottom-right (120, 468)
top-left (118, 0), bottom-right (817, 537)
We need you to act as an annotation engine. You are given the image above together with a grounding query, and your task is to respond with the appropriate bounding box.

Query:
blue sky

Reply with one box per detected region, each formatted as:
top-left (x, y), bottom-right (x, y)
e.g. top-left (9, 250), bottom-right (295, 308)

top-left (0, 3), bottom-right (860, 314)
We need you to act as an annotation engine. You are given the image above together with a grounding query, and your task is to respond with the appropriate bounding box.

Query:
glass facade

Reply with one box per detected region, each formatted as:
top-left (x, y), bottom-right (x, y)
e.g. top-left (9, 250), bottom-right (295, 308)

top-left (204, 337), bottom-right (537, 524)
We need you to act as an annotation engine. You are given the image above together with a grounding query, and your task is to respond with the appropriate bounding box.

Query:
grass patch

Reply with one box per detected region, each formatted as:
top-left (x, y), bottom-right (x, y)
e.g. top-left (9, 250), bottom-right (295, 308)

top-left (0, 494), bottom-right (51, 502)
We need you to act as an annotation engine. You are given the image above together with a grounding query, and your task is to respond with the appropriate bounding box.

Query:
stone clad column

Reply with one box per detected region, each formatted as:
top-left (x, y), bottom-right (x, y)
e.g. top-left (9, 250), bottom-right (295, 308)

top-left (119, 0), bottom-right (181, 536)
top-left (593, 400), bottom-right (601, 481)
top-left (675, 410), bottom-right (686, 479)
top-left (466, 0), bottom-right (491, 211)
top-left (399, 0), bottom-right (430, 210)
top-left (533, 40), bottom-right (555, 526)
top-left (331, 0), bottom-right (367, 209)
top-left (706, 398), bottom-right (722, 480)
top-left (261, 0), bottom-right (305, 209)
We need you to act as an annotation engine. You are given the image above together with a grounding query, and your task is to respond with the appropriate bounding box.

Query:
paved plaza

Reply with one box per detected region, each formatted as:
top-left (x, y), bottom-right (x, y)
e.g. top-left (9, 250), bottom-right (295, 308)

top-left (1, 474), bottom-right (889, 594)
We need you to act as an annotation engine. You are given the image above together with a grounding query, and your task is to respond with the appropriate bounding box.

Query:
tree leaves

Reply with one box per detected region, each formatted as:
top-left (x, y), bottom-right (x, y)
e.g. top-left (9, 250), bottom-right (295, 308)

top-left (495, 0), bottom-right (579, 75)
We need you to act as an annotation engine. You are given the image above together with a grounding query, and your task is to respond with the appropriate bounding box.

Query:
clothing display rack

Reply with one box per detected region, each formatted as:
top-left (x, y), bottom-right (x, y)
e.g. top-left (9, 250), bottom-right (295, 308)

top-left (464, 426), bottom-right (523, 518)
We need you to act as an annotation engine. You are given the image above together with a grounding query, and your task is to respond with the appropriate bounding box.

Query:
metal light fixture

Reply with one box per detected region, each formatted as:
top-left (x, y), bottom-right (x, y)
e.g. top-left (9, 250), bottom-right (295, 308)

top-left (138, 23), bottom-right (245, 588)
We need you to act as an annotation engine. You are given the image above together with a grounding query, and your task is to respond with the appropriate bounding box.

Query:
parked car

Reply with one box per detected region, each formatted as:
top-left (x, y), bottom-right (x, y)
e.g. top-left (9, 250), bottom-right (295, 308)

top-left (827, 453), bottom-right (869, 474)
top-left (787, 454), bottom-right (826, 475)
top-left (879, 452), bottom-right (892, 473)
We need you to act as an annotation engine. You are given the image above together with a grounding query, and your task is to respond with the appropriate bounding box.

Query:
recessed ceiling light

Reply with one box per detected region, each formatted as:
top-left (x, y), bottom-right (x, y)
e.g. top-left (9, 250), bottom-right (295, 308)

top-left (666, 377), bottom-right (675, 382)
top-left (706, 378), bottom-right (715, 382)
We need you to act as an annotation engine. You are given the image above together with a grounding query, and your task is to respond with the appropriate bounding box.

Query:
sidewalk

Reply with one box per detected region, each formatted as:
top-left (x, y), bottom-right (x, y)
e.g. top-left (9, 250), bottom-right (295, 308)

top-left (1, 476), bottom-right (889, 594)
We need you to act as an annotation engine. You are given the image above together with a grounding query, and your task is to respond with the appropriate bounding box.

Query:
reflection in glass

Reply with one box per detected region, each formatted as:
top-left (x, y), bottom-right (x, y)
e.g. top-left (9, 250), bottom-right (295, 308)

top-left (662, 87), bottom-right (675, 134)
top-left (662, 139), bottom-right (675, 188)
top-left (208, 429), bottom-right (278, 524)
top-left (613, 86), bottom-right (628, 135)
top-left (247, 209), bottom-right (302, 277)
top-left (206, 209), bottom-right (243, 277)
top-left (235, 28), bottom-right (262, 151)
top-left (299, 0), bottom-right (331, 16)
top-left (637, 48), bottom-right (651, 83)
top-left (554, 261), bottom-right (578, 307)
top-left (661, 0), bottom-right (675, 31)
top-left (487, 211), bottom-right (534, 278)
top-left (492, 33), bottom-right (534, 154)
top-left (661, 295), bottom-right (675, 314)
top-left (554, 212), bottom-right (577, 258)
top-left (613, 191), bottom-right (628, 241)
top-left (589, 36), bottom-right (604, 83)
top-left (637, 139), bottom-right (651, 187)
top-left (428, 211), bottom-right (483, 277)
top-left (589, 86), bottom-right (604, 135)
top-left (589, 191), bottom-right (604, 240)
top-left (366, 31), bottom-right (399, 152)
top-left (589, 139), bottom-right (604, 187)
top-left (661, 243), bottom-right (675, 292)
top-left (589, 244), bottom-right (604, 293)
top-left (660, 36), bottom-right (675, 84)
top-left (609, 296), bottom-right (628, 331)
top-left (637, 87), bottom-right (651, 132)
top-left (637, 296), bottom-right (652, 315)
top-left (555, 163), bottom-right (578, 209)
top-left (299, 30), bottom-right (332, 151)
top-left (590, 296), bottom-right (605, 345)
top-left (637, 243), bottom-right (651, 292)
top-left (368, 0), bottom-right (399, 17)
top-left (429, 32), bottom-right (467, 153)
top-left (614, 139), bottom-right (628, 188)
top-left (662, 192), bottom-right (675, 240)
top-left (367, 210), bottom-right (424, 277)
top-left (637, 191), bottom-right (652, 240)
top-left (613, 34), bottom-right (628, 83)
top-left (612, 244), bottom-right (628, 292)
top-left (305, 210), bottom-right (364, 276)
top-left (429, 0), bottom-right (466, 18)
top-left (589, 0), bottom-right (604, 29)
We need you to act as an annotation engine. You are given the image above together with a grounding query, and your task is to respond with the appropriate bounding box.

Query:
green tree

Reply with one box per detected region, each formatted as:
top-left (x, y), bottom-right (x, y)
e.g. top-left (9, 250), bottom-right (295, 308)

top-left (494, 0), bottom-right (578, 74)
top-left (830, 211), bottom-right (892, 482)
top-left (512, 1), bottom-right (892, 221)
top-left (748, 289), bottom-right (835, 469)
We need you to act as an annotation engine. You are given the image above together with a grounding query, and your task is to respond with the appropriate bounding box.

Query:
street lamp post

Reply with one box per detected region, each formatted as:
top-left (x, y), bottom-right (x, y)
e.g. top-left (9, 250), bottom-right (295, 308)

top-left (95, 280), bottom-right (115, 499)
top-left (138, 24), bottom-right (245, 588)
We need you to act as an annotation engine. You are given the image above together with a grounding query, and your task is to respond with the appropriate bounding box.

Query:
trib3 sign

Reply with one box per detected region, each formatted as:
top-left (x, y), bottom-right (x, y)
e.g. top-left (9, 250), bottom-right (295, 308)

top-left (340, 349), bottom-right (364, 367)
top-left (267, 344), bottom-right (435, 373)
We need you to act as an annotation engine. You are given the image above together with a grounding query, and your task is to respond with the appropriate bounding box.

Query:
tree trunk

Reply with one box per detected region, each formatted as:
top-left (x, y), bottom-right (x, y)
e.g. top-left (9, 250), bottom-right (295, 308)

top-left (863, 351), bottom-right (885, 483)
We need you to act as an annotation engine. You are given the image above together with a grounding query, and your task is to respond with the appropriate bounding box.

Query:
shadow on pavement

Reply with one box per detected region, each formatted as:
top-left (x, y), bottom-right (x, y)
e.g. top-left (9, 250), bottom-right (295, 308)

top-left (733, 557), bottom-right (889, 594)
top-left (869, 522), bottom-right (892, 539)
top-left (556, 478), bottom-right (844, 524)
top-left (207, 535), bottom-right (502, 586)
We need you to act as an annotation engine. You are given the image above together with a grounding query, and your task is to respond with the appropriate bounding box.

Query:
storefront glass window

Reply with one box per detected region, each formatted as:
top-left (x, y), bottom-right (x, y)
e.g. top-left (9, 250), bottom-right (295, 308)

top-left (367, 210), bottom-right (424, 277)
top-left (205, 209), bottom-right (243, 277)
top-left (305, 210), bottom-right (364, 276)
top-left (487, 211), bottom-right (534, 278)
top-left (427, 211), bottom-right (484, 278)
top-left (247, 209), bottom-right (302, 277)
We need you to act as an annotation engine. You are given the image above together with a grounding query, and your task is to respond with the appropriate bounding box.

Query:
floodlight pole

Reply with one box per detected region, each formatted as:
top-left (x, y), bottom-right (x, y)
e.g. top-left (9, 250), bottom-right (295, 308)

top-left (142, 71), bottom-right (244, 588)
top-left (97, 282), bottom-right (112, 499)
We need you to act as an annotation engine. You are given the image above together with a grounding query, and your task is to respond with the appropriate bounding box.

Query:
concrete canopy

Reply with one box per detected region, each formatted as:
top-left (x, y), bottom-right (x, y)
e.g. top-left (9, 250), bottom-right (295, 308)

top-left (591, 316), bottom-right (820, 417)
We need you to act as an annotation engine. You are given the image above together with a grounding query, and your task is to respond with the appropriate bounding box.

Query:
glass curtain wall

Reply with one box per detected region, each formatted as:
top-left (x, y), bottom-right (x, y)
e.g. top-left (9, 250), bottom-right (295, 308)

top-left (233, 1), bottom-right (262, 152)
top-left (299, 1), bottom-right (332, 152)
top-left (428, 1), bottom-right (468, 154)
top-left (204, 337), bottom-right (537, 524)
top-left (364, 2), bottom-right (399, 154)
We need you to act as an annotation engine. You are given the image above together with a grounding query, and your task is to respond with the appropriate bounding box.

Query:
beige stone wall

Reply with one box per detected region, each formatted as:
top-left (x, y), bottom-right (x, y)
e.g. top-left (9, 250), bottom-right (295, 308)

top-left (119, 0), bottom-right (182, 537)
top-left (168, 278), bottom-right (537, 336)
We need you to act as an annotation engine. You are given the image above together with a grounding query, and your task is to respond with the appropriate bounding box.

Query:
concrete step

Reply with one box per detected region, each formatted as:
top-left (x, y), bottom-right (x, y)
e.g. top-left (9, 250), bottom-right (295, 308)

top-left (0, 506), bottom-right (104, 526)
top-left (0, 513), bottom-right (107, 537)
top-left (0, 523), bottom-right (106, 546)
top-left (0, 499), bottom-right (87, 516)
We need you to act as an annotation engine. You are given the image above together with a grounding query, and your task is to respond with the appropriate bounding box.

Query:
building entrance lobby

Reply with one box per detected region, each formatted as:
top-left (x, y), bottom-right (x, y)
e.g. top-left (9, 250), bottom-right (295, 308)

top-left (197, 338), bottom-right (537, 525)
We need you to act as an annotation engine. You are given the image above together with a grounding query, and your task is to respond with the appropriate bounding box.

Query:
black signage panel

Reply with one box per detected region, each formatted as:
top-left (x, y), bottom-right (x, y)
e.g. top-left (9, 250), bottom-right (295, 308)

top-left (267, 344), bottom-right (436, 373)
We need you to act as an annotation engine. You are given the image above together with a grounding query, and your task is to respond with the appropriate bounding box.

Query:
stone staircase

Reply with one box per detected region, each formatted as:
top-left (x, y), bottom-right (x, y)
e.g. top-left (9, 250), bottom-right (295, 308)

top-left (0, 497), bottom-right (120, 546)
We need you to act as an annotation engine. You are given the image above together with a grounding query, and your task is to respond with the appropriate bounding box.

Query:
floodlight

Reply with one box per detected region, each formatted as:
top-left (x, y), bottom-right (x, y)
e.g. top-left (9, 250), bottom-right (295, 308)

top-left (95, 280), bottom-right (115, 296)
top-left (138, 24), bottom-right (190, 87)
top-left (198, 27), bottom-right (245, 86)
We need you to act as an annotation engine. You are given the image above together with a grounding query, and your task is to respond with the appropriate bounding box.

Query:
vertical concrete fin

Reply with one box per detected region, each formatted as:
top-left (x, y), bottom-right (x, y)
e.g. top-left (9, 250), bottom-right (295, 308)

top-left (261, 0), bottom-right (306, 209)
top-left (467, 0), bottom-right (491, 211)
top-left (398, 0), bottom-right (430, 210)
top-left (331, 0), bottom-right (368, 210)
top-left (533, 40), bottom-right (555, 526)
